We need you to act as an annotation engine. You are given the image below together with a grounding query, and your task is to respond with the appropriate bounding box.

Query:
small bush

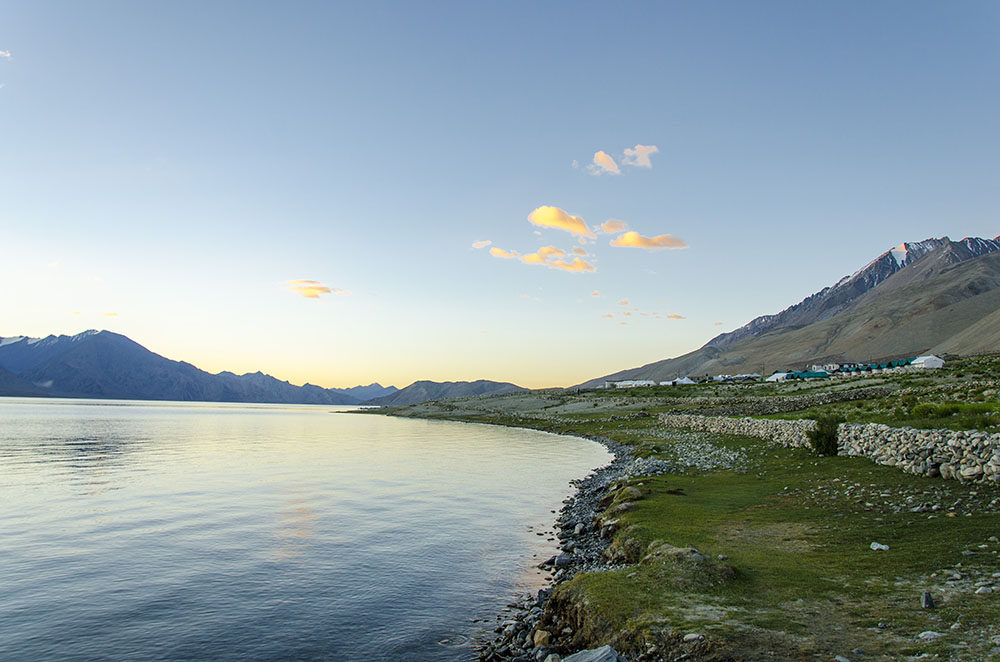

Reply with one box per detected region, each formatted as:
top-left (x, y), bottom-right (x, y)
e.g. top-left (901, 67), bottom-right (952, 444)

top-left (807, 415), bottom-right (843, 456)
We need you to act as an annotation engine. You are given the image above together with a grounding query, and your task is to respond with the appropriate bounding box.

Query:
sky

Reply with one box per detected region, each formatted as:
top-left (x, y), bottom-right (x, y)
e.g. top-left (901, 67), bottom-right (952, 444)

top-left (1, 1), bottom-right (998, 389)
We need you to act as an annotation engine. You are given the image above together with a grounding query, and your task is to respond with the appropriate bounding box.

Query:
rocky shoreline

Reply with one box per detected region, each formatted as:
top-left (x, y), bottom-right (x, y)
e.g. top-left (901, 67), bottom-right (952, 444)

top-left (477, 435), bottom-right (672, 662)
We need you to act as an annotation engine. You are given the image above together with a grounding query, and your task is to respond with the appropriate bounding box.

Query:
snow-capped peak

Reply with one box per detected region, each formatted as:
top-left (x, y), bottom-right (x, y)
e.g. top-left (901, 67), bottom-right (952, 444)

top-left (889, 243), bottom-right (908, 267)
top-left (72, 329), bottom-right (101, 341)
top-left (0, 336), bottom-right (34, 347)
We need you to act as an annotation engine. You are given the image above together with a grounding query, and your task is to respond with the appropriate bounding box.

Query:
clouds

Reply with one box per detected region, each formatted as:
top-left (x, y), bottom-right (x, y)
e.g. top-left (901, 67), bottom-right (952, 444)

top-left (584, 143), bottom-right (658, 175)
top-left (622, 144), bottom-right (659, 168)
top-left (490, 247), bottom-right (519, 259)
top-left (286, 279), bottom-right (350, 299)
top-left (588, 151), bottom-right (620, 175)
top-left (599, 219), bottom-right (628, 234)
top-left (495, 244), bottom-right (595, 272)
top-left (0, 50), bottom-right (10, 59)
top-left (610, 231), bottom-right (688, 250)
top-left (472, 240), bottom-right (492, 249)
top-left (528, 206), bottom-right (596, 239)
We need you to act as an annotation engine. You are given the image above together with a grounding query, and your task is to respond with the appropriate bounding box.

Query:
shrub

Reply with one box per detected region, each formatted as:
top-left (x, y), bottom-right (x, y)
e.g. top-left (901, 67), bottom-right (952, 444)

top-left (807, 415), bottom-right (843, 456)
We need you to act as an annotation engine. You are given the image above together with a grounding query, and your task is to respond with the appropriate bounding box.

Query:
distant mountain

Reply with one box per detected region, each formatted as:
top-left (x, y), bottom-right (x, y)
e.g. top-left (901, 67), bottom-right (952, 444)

top-left (365, 380), bottom-right (526, 406)
top-left (338, 383), bottom-right (397, 401)
top-left (581, 235), bottom-right (1000, 387)
top-left (0, 364), bottom-right (45, 396)
top-left (0, 330), bottom-right (383, 405)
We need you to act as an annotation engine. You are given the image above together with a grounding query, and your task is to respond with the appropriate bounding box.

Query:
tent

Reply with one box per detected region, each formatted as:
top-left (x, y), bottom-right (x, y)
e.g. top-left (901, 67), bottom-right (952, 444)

top-left (911, 355), bottom-right (945, 369)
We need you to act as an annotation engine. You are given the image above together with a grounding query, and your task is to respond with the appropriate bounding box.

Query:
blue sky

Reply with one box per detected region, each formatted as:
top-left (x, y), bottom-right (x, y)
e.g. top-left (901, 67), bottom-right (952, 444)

top-left (2, 1), bottom-right (998, 388)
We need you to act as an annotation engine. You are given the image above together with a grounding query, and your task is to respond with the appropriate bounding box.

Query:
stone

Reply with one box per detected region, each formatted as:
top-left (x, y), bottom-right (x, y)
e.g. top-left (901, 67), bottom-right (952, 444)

top-left (573, 523), bottom-right (585, 536)
top-left (554, 554), bottom-right (574, 568)
top-left (975, 586), bottom-right (993, 594)
top-left (683, 632), bottom-right (704, 642)
top-left (921, 591), bottom-right (935, 609)
top-left (544, 655), bottom-right (562, 662)
top-left (561, 646), bottom-right (621, 662)
top-left (834, 656), bottom-right (850, 662)
top-left (916, 631), bottom-right (944, 641)
top-left (869, 542), bottom-right (890, 551)
top-left (533, 630), bottom-right (552, 647)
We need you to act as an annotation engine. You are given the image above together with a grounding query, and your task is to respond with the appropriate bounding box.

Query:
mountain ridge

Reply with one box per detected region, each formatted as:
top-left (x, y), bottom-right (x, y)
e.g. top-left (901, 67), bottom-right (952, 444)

top-left (581, 235), bottom-right (1000, 387)
top-left (0, 331), bottom-right (395, 405)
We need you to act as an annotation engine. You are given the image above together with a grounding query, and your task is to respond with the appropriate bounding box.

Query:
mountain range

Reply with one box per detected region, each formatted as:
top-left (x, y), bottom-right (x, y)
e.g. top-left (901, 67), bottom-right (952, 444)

top-left (0, 331), bottom-right (525, 406)
top-left (0, 331), bottom-right (396, 405)
top-left (582, 235), bottom-right (1000, 386)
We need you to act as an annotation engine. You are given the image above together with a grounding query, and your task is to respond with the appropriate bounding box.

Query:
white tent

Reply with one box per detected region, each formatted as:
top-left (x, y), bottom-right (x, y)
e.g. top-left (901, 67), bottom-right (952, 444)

top-left (911, 355), bottom-right (944, 369)
top-left (765, 372), bottom-right (789, 382)
top-left (660, 377), bottom-right (696, 386)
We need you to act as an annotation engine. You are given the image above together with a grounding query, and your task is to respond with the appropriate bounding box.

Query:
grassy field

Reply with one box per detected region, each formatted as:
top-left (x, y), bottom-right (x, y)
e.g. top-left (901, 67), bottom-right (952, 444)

top-left (368, 355), bottom-right (1000, 660)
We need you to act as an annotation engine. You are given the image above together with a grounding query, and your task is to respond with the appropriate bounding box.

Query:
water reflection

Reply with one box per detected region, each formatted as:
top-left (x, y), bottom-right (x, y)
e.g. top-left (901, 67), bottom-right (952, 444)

top-left (0, 397), bottom-right (610, 662)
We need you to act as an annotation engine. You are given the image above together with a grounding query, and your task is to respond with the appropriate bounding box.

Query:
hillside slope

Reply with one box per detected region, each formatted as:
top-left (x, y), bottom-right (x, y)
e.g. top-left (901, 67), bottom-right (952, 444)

top-left (582, 240), bottom-right (1000, 386)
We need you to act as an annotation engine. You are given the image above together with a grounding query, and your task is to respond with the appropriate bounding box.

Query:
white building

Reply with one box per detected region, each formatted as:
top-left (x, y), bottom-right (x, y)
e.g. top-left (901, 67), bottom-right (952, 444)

top-left (911, 355), bottom-right (945, 369)
top-left (660, 377), bottom-right (696, 386)
top-left (606, 379), bottom-right (657, 388)
top-left (765, 372), bottom-right (789, 382)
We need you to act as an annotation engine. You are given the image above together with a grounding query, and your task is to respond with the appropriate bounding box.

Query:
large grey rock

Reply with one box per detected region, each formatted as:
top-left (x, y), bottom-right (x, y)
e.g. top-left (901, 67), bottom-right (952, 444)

top-left (562, 645), bottom-right (622, 662)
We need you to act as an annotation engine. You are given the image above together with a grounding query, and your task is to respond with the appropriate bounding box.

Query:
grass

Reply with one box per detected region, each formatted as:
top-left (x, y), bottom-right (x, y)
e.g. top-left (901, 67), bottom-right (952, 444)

top-left (367, 358), bottom-right (1000, 660)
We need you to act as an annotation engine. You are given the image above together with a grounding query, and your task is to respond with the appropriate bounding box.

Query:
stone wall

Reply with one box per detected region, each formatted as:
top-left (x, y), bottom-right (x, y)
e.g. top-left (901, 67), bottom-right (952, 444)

top-left (660, 413), bottom-right (1000, 484)
top-left (838, 423), bottom-right (1000, 483)
top-left (658, 414), bottom-right (816, 449)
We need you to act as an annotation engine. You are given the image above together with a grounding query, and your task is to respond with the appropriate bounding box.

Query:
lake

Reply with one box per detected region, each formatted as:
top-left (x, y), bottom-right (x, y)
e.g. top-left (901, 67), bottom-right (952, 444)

top-left (0, 398), bottom-right (610, 661)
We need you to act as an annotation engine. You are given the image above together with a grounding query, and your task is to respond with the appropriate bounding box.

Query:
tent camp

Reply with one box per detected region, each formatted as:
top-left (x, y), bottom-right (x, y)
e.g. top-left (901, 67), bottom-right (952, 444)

top-left (911, 355), bottom-right (945, 369)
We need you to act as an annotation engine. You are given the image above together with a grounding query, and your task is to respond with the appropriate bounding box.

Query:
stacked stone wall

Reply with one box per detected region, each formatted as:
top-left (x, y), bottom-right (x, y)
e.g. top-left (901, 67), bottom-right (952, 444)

top-left (660, 414), bottom-right (1000, 484)
top-left (658, 414), bottom-right (816, 449)
top-left (838, 423), bottom-right (1000, 483)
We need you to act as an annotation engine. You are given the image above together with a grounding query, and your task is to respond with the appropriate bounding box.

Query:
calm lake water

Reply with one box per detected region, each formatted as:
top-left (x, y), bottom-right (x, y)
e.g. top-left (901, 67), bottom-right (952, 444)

top-left (0, 398), bottom-right (610, 661)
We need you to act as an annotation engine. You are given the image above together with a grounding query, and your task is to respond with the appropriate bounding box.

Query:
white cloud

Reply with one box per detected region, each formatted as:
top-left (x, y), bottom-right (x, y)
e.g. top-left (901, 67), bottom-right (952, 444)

top-left (0, 50), bottom-right (11, 59)
top-left (622, 144), bottom-right (659, 168)
top-left (587, 150), bottom-right (620, 175)
top-left (472, 240), bottom-right (492, 249)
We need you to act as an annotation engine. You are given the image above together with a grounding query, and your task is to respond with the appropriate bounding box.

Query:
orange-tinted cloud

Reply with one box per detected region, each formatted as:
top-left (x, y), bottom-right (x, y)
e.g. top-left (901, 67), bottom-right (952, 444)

top-left (589, 150), bottom-right (620, 175)
top-left (600, 219), bottom-right (628, 234)
top-left (666, 314), bottom-right (686, 319)
top-left (601, 313), bottom-right (613, 319)
top-left (490, 247), bottom-right (520, 259)
top-left (617, 299), bottom-right (629, 306)
top-left (528, 206), bottom-right (596, 238)
top-left (622, 144), bottom-right (659, 168)
top-left (549, 257), bottom-right (595, 272)
top-left (521, 252), bottom-right (546, 264)
top-left (591, 290), bottom-right (600, 297)
top-left (572, 246), bottom-right (588, 256)
top-left (610, 231), bottom-right (688, 250)
top-left (472, 240), bottom-right (492, 249)
top-left (286, 279), bottom-right (349, 299)
top-left (714, 321), bottom-right (724, 326)
top-left (538, 245), bottom-right (565, 259)
top-left (103, 312), bottom-right (118, 317)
